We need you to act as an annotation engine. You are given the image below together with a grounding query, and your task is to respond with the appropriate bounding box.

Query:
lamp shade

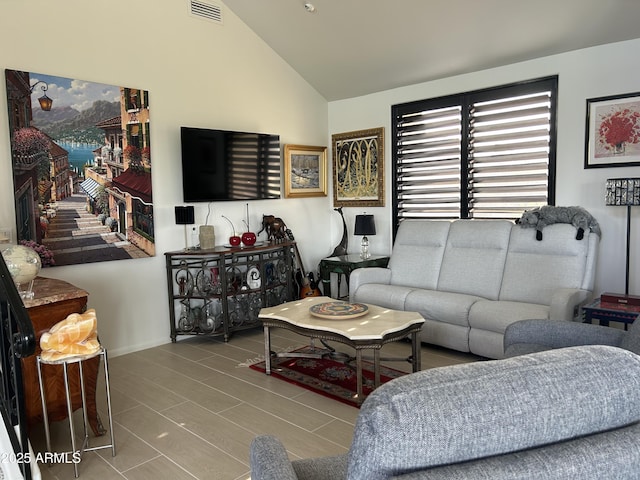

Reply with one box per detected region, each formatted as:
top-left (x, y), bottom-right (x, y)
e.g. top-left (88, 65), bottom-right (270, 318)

top-left (174, 206), bottom-right (195, 225)
top-left (354, 214), bottom-right (375, 236)
top-left (605, 178), bottom-right (640, 206)
top-left (605, 178), bottom-right (640, 298)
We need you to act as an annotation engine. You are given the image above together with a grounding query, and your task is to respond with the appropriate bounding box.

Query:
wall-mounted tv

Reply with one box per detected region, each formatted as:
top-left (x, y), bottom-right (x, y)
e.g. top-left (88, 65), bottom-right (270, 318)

top-left (180, 126), bottom-right (281, 202)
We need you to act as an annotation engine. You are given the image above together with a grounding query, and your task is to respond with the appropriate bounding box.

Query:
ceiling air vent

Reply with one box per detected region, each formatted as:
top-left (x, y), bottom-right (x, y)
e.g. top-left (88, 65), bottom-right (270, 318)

top-left (190, 0), bottom-right (223, 24)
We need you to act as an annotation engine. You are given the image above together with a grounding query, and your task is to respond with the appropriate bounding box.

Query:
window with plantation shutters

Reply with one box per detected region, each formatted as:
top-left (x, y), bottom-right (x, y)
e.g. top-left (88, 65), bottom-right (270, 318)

top-left (392, 76), bottom-right (557, 232)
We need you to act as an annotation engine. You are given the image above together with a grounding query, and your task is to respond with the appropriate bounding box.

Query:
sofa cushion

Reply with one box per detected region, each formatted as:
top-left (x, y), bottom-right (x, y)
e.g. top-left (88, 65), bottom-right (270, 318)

top-left (392, 423), bottom-right (640, 480)
top-left (468, 300), bottom-right (550, 333)
top-left (388, 220), bottom-right (450, 289)
top-left (421, 320), bottom-right (470, 353)
top-left (468, 328), bottom-right (506, 359)
top-left (352, 284), bottom-right (414, 311)
top-left (347, 346), bottom-right (640, 480)
top-left (500, 224), bottom-right (594, 305)
top-left (405, 289), bottom-right (482, 327)
top-left (437, 220), bottom-right (512, 300)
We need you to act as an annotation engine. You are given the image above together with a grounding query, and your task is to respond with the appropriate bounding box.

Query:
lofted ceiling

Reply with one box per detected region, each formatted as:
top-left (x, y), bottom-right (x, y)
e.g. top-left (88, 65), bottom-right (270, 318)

top-left (222, 0), bottom-right (640, 101)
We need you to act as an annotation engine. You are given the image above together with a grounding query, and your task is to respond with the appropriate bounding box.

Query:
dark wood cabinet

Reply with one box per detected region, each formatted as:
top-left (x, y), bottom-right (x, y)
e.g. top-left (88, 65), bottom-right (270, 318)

top-left (22, 277), bottom-right (104, 436)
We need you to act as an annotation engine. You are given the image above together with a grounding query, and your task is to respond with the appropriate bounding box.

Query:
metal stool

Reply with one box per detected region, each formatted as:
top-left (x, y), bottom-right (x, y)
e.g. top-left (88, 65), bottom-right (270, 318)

top-left (36, 347), bottom-right (115, 477)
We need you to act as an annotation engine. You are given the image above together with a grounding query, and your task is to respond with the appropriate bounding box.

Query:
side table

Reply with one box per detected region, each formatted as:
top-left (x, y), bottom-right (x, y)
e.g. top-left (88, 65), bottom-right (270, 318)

top-left (22, 277), bottom-right (105, 437)
top-left (319, 254), bottom-right (389, 299)
top-left (582, 298), bottom-right (640, 329)
top-left (259, 296), bottom-right (424, 403)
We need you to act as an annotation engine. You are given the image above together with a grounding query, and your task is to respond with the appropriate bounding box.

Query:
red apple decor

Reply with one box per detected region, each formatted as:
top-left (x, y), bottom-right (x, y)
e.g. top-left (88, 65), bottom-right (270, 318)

top-left (242, 231), bottom-right (256, 246)
top-left (242, 218), bottom-right (256, 246)
top-left (222, 215), bottom-right (242, 246)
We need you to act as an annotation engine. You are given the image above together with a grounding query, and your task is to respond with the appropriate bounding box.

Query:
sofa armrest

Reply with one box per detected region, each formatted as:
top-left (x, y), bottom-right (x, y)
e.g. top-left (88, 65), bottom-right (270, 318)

top-left (349, 267), bottom-right (391, 295)
top-left (504, 319), bottom-right (626, 353)
top-left (549, 288), bottom-right (591, 320)
top-left (250, 435), bottom-right (299, 480)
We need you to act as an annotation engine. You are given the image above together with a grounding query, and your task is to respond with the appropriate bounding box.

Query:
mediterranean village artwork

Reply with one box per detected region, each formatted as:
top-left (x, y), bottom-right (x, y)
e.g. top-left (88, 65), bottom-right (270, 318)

top-left (4, 69), bottom-right (154, 267)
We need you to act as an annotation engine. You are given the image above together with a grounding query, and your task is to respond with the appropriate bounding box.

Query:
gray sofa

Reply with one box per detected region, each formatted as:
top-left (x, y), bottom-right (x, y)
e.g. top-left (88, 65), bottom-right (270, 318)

top-left (349, 219), bottom-right (599, 359)
top-left (504, 317), bottom-right (640, 357)
top-left (250, 345), bottom-right (640, 479)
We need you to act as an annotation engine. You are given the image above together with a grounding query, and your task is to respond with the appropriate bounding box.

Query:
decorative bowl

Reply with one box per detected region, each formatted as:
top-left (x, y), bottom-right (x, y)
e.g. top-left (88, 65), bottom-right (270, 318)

top-left (0, 244), bottom-right (42, 298)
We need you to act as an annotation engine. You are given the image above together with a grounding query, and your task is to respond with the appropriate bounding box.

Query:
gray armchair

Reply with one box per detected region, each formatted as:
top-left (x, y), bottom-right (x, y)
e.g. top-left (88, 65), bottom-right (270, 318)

top-left (250, 345), bottom-right (640, 480)
top-left (503, 317), bottom-right (640, 357)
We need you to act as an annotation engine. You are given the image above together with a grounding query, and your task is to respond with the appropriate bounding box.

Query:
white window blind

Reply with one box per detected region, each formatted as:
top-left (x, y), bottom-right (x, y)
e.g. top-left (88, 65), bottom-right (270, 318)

top-left (393, 77), bottom-right (557, 225)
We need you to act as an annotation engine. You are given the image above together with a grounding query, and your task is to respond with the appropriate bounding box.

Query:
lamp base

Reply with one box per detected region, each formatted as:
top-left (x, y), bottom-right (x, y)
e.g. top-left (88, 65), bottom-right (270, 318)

top-left (601, 292), bottom-right (640, 306)
top-left (360, 236), bottom-right (370, 259)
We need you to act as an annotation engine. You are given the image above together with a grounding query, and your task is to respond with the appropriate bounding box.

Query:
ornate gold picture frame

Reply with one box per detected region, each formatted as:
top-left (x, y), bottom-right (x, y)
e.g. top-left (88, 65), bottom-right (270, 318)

top-left (284, 144), bottom-right (327, 198)
top-left (332, 127), bottom-right (384, 207)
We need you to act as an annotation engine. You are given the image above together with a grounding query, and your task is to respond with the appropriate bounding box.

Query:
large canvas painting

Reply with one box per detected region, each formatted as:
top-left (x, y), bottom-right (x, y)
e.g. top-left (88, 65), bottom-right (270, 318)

top-left (5, 69), bottom-right (154, 267)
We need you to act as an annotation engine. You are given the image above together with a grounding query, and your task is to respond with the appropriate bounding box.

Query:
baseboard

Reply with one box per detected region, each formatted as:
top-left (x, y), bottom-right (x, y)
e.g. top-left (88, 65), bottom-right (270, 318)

top-left (108, 337), bottom-right (169, 358)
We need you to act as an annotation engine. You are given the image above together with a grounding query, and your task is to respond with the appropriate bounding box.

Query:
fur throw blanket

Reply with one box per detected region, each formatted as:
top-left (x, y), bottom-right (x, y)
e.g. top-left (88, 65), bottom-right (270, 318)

top-left (516, 206), bottom-right (601, 241)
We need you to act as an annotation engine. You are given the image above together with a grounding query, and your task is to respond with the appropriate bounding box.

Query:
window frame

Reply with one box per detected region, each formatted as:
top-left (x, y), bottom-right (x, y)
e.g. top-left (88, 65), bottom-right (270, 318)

top-left (391, 76), bottom-right (558, 237)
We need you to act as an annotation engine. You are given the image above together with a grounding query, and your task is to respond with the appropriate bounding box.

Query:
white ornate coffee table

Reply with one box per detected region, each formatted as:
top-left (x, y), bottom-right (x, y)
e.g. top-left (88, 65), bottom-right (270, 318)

top-left (258, 296), bottom-right (425, 401)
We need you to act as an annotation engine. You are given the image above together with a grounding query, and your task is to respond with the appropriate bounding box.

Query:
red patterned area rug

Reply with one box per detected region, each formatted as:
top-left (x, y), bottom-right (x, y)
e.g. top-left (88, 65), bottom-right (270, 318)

top-left (249, 345), bottom-right (407, 407)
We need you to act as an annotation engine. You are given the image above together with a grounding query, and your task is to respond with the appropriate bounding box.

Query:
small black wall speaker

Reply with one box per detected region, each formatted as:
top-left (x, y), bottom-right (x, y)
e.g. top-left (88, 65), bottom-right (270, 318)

top-left (174, 206), bottom-right (195, 225)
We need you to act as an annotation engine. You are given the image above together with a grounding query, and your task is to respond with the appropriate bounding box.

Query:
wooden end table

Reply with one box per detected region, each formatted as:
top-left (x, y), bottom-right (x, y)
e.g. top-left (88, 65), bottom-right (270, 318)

top-left (22, 277), bottom-right (105, 437)
top-left (582, 298), bottom-right (640, 330)
top-left (258, 296), bottom-right (424, 402)
top-left (319, 254), bottom-right (389, 299)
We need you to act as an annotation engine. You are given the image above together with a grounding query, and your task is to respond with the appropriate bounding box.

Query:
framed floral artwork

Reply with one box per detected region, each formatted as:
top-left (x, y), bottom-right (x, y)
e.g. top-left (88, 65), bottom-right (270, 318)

top-left (332, 127), bottom-right (384, 207)
top-left (283, 144), bottom-right (327, 198)
top-left (585, 92), bottom-right (640, 168)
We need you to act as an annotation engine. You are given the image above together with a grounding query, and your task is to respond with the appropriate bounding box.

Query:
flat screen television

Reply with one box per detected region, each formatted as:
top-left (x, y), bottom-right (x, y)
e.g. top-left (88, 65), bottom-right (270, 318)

top-left (180, 126), bottom-right (281, 202)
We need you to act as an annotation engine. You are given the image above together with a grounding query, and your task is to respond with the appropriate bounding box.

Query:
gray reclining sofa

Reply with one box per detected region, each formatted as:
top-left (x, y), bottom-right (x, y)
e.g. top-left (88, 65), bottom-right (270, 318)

top-left (350, 219), bottom-right (599, 358)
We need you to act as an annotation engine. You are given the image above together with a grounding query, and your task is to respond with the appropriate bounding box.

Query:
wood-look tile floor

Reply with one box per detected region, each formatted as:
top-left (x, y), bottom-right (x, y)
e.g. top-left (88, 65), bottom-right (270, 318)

top-left (30, 327), bottom-right (480, 480)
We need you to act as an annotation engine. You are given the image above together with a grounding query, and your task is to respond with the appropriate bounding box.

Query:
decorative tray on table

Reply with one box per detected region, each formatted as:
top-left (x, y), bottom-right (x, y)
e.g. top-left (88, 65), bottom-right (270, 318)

top-left (309, 301), bottom-right (369, 320)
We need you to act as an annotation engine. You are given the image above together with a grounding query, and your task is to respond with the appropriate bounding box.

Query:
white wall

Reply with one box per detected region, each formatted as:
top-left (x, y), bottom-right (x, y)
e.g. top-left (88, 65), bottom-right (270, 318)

top-left (329, 37), bottom-right (640, 301)
top-left (0, 0), bottom-right (334, 356)
top-left (2, 1), bottom-right (638, 357)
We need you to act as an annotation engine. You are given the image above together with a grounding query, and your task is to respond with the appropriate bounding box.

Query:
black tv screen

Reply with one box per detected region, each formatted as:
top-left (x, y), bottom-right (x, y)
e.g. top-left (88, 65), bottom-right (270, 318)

top-left (180, 126), bottom-right (281, 202)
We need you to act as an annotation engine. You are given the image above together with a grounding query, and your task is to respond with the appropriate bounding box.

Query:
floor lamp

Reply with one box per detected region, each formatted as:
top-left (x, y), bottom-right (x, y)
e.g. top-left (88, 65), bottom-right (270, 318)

top-left (605, 178), bottom-right (640, 298)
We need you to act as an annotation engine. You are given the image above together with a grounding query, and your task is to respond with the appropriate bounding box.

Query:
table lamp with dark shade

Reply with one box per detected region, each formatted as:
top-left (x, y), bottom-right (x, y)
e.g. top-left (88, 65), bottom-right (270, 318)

top-left (175, 205), bottom-right (195, 251)
top-left (354, 214), bottom-right (376, 259)
top-left (605, 178), bottom-right (640, 298)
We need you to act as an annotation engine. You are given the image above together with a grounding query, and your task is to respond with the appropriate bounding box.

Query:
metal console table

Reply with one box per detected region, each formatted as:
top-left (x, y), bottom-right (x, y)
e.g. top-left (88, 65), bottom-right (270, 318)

top-left (165, 241), bottom-right (295, 342)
